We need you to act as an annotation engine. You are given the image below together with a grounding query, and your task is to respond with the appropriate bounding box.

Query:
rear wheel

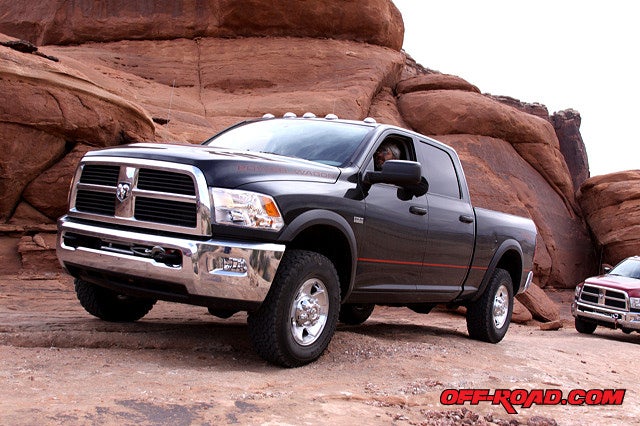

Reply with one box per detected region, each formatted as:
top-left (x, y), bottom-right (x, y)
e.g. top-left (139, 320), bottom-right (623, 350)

top-left (466, 268), bottom-right (513, 343)
top-left (574, 316), bottom-right (597, 334)
top-left (74, 278), bottom-right (156, 322)
top-left (247, 250), bottom-right (340, 367)
top-left (339, 304), bottom-right (375, 325)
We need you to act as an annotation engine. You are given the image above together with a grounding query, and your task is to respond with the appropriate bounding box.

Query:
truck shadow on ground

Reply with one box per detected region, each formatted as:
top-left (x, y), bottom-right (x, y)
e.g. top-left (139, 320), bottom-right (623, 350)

top-left (1, 309), bottom-right (473, 370)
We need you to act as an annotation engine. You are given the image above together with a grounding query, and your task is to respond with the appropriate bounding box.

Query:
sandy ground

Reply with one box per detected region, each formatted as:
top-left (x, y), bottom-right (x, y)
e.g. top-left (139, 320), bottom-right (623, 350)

top-left (1, 273), bottom-right (638, 426)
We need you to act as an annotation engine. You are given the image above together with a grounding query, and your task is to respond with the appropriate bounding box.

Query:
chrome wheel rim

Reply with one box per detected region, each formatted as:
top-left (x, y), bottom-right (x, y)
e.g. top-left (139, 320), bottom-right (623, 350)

top-left (290, 278), bottom-right (329, 346)
top-left (493, 284), bottom-right (509, 329)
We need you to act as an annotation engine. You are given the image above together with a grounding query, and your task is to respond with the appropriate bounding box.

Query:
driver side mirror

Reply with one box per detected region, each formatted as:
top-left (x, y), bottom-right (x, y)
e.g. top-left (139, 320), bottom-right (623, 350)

top-left (362, 160), bottom-right (422, 187)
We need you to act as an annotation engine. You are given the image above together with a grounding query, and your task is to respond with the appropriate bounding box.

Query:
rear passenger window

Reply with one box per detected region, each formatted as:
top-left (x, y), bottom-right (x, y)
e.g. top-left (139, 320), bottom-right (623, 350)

top-left (420, 143), bottom-right (461, 198)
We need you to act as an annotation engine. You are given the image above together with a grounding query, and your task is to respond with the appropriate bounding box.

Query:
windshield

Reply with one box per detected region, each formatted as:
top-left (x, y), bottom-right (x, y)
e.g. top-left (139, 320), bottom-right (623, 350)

top-left (609, 258), bottom-right (640, 279)
top-left (203, 119), bottom-right (373, 166)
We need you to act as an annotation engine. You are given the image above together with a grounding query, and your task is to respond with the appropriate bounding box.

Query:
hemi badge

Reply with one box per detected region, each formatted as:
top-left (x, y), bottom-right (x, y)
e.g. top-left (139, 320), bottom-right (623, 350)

top-left (353, 216), bottom-right (364, 224)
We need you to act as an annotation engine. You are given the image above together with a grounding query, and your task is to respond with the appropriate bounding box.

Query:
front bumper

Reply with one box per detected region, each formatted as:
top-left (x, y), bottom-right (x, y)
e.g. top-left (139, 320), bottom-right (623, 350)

top-left (571, 300), bottom-right (640, 331)
top-left (57, 216), bottom-right (285, 305)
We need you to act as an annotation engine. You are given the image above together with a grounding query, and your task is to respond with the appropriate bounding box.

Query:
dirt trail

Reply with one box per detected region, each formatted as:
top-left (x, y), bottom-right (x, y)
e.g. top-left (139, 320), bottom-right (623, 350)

top-left (1, 274), bottom-right (638, 425)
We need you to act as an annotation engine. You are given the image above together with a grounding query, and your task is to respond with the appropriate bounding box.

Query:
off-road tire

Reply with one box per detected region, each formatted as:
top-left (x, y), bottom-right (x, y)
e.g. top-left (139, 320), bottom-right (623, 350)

top-left (339, 303), bottom-right (375, 325)
top-left (75, 278), bottom-right (156, 322)
top-left (466, 268), bottom-right (513, 343)
top-left (574, 316), bottom-right (597, 334)
top-left (247, 250), bottom-right (340, 367)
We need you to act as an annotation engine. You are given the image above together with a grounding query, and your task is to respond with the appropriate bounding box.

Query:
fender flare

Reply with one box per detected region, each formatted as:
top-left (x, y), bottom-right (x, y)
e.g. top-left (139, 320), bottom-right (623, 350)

top-left (278, 209), bottom-right (358, 298)
top-left (474, 239), bottom-right (524, 301)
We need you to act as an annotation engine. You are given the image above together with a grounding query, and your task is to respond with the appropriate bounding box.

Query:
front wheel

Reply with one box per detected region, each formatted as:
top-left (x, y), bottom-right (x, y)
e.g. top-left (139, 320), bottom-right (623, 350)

top-left (466, 268), bottom-right (513, 343)
top-left (574, 316), bottom-right (597, 334)
top-left (74, 278), bottom-right (156, 322)
top-left (247, 250), bottom-right (340, 367)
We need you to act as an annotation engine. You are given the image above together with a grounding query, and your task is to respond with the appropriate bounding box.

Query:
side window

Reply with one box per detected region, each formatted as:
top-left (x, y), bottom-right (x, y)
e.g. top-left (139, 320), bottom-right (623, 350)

top-left (419, 142), bottom-right (461, 198)
top-left (370, 134), bottom-right (415, 171)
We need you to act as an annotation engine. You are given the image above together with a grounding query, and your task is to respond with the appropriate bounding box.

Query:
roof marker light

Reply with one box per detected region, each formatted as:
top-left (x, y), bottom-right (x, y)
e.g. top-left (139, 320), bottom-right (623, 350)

top-left (325, 113), bottom-right (338, 120)
top-left (302, 112), bottom-right (316, 118)
top-left (283, 112), bottom-right (297, 118)
top-left (262, 113), bottom-right (275, 119)
top-left (363, 117), bottom-right (377, 123)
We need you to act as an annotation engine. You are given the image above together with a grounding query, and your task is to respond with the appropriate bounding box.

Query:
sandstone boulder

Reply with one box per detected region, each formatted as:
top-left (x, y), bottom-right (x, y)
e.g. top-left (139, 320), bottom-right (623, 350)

top-left (0, 40), bottom-right (157, 222)
top-left (0, 0), bottom-right (403, 50)
top-left (487, 95), bottom-right (550, 121)
top-left (22, 144), bottom-right (94, 220)
top-left (577, 171), bottom-right (640, 264)
top-left (512, 298), bottom-right (534, 324)
top-left (0, 44), bottom-right (155, 146)
top-left (516, 283), bottom-right (561, 323)
top-left (0, 124), bottom-right (65, 221)
top-left (396, 73), bottom-right (480, 95)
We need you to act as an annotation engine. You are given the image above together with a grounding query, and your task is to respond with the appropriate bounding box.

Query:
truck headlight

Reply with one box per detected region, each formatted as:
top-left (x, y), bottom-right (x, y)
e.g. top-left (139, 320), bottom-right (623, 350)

top-left (630, 297), bottom-right (640, 310)
top-left (210, 188), bottom-right (284, 231)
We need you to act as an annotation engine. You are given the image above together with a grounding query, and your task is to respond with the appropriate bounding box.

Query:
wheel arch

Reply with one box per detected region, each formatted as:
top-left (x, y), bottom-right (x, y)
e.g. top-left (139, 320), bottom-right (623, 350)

top-left (476, 239), bottom-right (524, 299)
top-left (278, 209), bottom-right (357, 301)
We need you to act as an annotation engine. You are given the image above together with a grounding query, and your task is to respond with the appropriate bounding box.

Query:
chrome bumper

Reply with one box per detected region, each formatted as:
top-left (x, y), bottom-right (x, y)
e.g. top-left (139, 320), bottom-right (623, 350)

top-left (57, 216), bottom-right (285, 304)
top-left (518, 270), bottom-right (534, 294)
top-left (571, 301), bottom-right (640, 331)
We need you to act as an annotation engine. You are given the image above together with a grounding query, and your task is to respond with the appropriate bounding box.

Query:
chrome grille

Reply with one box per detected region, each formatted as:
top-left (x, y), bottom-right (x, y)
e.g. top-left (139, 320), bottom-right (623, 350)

top-left (70, 158), bottom-right (210, 236)
top-left (579, 284), bottom-right (628, 311)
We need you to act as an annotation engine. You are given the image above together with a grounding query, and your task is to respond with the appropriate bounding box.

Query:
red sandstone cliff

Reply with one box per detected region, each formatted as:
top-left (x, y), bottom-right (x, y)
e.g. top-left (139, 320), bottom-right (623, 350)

top-left (0, 0), bottom-right (637, 293)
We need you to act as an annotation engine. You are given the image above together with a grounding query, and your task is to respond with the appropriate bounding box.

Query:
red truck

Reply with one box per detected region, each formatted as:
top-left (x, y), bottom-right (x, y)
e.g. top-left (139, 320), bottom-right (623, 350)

top-left (572, 256), bottom-right (640, 334)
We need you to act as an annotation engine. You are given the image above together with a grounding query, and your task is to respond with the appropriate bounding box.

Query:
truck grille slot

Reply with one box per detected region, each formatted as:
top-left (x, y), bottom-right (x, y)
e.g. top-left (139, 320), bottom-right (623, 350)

top-left (138, 169), bottom-right (196, 195)
top-left (79, 164), bottom-right (120, 186)
top-left (75, 189), bottom-right (116, 216)
top-left (135, 197), bottom-right (198, 228)
top-left (580, 284), bottom-right (628, 310)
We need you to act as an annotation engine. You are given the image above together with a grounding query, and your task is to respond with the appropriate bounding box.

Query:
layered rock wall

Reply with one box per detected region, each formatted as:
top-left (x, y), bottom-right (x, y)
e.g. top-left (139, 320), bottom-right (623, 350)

top-left (1, 0), bottom-right (635, 290)
top-left (0, 0), bottom-right (403, 49)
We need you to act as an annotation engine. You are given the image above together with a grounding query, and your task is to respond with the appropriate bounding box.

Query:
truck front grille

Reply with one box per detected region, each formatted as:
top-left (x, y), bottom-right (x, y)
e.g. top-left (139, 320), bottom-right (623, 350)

top-left (75, 189), bottom-right (117, 216)
top-left (70, 158), bottom-right (210, 236)
top-left (79, 164), bottom-right (120, 186)
top-left (135, 197), bottom-right (198, 228)
top-left (579, 284), bottom-right (628, 311)
top-left (137, 169), bottom-right (196, 195)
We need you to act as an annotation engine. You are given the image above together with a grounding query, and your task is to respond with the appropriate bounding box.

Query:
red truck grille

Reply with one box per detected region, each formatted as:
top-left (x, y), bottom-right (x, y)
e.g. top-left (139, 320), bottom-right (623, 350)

top-left (579, 284), bottom-right (628, 311)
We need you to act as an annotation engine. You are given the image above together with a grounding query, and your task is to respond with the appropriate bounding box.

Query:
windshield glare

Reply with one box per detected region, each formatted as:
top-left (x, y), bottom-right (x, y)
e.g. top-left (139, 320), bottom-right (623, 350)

top-left (204, 119), bottom-right (373, 166)
top-left (609, 258), bottom-right (640, 279)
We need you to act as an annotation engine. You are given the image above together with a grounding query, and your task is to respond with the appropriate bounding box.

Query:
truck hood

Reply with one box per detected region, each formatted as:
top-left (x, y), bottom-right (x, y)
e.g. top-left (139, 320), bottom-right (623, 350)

top-left (584, 275), bottom-right (640, 292)
top-left (84, 143), bottom-right (341, 187)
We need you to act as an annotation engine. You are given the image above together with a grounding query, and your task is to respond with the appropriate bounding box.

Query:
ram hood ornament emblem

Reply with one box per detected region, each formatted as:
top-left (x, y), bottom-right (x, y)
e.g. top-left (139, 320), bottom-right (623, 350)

top-left (116, 182), bottom-right (131, 202)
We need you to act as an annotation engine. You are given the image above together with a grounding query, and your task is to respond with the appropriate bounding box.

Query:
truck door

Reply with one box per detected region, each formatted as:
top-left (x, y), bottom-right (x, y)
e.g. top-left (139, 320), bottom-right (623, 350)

top-left (354, 133), bottom-right (428, 300)
top-left (415, 140), bottom-right (475, 300)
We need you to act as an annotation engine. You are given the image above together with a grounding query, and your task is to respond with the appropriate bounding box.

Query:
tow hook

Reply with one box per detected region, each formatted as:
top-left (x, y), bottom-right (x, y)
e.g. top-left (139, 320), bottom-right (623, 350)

top-left (131, 245), bottom-right (182, 266)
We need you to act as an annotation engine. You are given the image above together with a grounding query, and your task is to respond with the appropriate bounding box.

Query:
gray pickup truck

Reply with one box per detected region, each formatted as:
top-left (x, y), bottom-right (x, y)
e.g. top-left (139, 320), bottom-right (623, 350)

top-left (57, 114), bottom-right (536, 367)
